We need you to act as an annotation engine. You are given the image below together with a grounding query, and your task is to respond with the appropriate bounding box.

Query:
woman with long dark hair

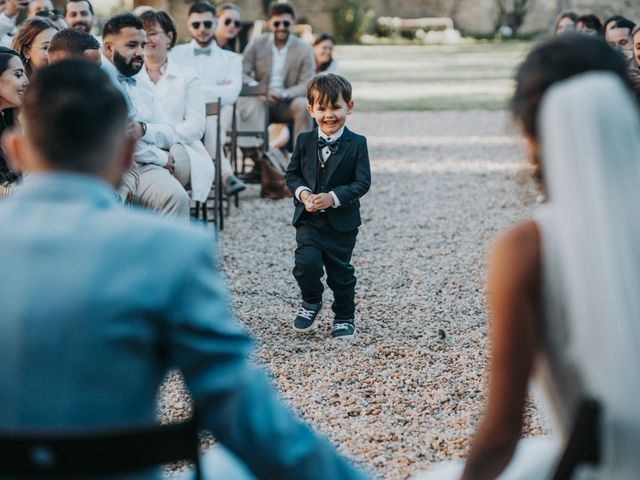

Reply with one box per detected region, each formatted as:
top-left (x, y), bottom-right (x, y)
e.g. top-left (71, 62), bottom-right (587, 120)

top-left (0, 46), bottom-right (29, 197)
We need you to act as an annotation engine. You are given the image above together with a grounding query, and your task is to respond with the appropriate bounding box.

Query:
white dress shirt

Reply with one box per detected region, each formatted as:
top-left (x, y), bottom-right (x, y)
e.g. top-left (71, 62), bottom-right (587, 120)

top-left (170, 39), bottom-right (242, 106)
top-left (294, 126), bottom-right (344, 208)
top-left (101, 58), bottom-right (176, 167)
top-left (138, 60), bottom-right (214, 202)
top-left (270, 35), bottom-right (291, 92)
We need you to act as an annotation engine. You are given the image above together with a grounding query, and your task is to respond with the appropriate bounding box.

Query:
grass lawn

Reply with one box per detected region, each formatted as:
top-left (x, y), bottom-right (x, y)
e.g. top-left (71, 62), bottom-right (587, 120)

top-left (336, 42), bottom-right (531, 111)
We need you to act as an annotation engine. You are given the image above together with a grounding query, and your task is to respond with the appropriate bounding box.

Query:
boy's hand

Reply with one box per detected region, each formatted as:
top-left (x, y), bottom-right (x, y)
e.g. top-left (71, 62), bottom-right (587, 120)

top-left (300, 191), bottom-right (316, 212)
top-left (312, 193), bottom-right (334, 210)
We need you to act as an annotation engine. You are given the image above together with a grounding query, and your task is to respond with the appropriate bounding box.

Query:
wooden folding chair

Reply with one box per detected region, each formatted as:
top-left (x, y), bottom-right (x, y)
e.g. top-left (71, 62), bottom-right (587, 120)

top-left (0, 416), bottom-right (202, 479)
top-left (193, 98), bottom-right (224, 232)
top-left (228, 81), bottom-right (271, 207)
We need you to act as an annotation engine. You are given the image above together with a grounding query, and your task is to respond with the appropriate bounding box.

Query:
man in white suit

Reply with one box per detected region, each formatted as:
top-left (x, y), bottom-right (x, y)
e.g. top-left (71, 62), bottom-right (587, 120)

top-left (171, 1), bottom-right (246, 196)
top-left (0, 59), bottom-right (366, 480)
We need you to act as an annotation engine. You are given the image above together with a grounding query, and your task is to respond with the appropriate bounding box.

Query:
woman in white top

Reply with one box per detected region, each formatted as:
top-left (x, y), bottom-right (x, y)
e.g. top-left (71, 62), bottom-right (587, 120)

top-left (416, 34), bottom-right (640, 479)
top-left (137, 9), bottom-right (214, 204)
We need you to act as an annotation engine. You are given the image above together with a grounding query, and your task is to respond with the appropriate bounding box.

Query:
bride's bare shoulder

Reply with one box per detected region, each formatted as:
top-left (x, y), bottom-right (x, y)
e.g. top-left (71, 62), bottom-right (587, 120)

top-left (489, 220), bottom-right (541, 293)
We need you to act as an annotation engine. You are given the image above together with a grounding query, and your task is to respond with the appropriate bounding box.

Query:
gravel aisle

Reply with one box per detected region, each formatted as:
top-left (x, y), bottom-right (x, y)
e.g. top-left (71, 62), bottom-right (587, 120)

top-left (159, 111), bottom-right (548, 479)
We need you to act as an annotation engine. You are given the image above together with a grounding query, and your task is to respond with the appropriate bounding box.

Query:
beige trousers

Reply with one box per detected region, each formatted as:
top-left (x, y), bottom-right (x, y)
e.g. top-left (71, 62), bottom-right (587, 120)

top-left (134, 163), bottom-right (190, 220)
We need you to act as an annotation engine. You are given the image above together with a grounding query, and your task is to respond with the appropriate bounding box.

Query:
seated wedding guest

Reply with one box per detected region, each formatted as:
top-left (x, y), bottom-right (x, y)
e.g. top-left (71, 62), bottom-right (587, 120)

top-left (171, 2), bottom-right (245, 196)
top-left (576, 14), bottom-right (603, 36)
top-left (0, 59), bottom-right (367, 480)
top-left (102, 13), bottom-right (189, 219)
top-left (630, 25), bottom-right (640, 97)
top-left (606, 18), bottom-right (636, 64)
top-left (0, 46), bottom-right (28, 198)
top-left (239, 2), bottom-right (315, 150)
top-left (27, 0), bottom-right (53, 18)
top-left (139, 9), bottom-right (214, 206)
top-left (48, 27), bottom-right (100, 64)
top-left (313, 32), bottom-right (339, 74)
top-left (552, 11), bottom-right (577, 35)
top-left (415, 34), bottom-right (640, 480)
top-left (12, 17), bottom-right (57, 78)
top-left (215, 2), bottom-right (242, 53)
top-left (64, 0), bottom-right (94, 34)
top-left (603, 14), bottom-right (627, 37)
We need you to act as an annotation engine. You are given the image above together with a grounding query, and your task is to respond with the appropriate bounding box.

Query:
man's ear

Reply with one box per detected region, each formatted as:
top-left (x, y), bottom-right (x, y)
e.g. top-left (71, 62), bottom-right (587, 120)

top-left (2, 128), bottom-right (26, 173)
top-left (119, 136), bottom-right (136, 174)
top-left (101, 39), bottom-right (113, 59)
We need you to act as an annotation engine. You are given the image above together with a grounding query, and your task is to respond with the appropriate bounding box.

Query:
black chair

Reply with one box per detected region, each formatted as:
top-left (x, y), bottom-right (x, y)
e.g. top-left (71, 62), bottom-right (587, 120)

top-left (0, 417), bottom-right (202, 479)
top-left (552, 399), bottom-right (601, 480)
top-left (193, 98), bottom-right (224, 232)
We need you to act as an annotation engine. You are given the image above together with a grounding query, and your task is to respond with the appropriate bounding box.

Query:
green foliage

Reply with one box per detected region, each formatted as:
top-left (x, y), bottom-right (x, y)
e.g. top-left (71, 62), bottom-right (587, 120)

top-left (331, 0), bottom-right (373, 43)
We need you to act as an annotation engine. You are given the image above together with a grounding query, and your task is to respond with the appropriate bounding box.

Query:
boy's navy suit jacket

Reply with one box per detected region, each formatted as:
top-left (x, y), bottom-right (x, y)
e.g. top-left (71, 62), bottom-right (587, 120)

top-left (285, 127), bottom-right (371, 232)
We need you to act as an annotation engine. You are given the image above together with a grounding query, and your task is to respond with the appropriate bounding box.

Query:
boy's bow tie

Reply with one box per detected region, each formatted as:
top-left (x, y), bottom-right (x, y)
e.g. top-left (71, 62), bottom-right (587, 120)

top-left (318, 137), bottom-right (339, 155)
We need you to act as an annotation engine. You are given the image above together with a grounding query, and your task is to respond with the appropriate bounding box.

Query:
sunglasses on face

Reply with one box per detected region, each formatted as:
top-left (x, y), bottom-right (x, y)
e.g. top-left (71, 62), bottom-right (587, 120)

top-left (273, 20), bottom-right (291, 28)
top-left (224, 18), bottom-right (241, 28)
top-left (191, 21), bottom-right (213, 30)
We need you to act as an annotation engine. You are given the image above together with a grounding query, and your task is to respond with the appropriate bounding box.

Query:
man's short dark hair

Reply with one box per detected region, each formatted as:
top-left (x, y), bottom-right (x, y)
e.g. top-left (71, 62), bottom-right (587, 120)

top-left (188, 2), bottom-right (216, 17)
top-left (611, 18), bottom-right (636, 32)
top-left (22, 60), bottom-right (128, 174)
top-left (64, 0), bottom-right (94, 16)
top-left (307, 73), bottom-right (352, 107)
top-left (49, 28), bottom-right (100, 56)
top-left (268, 2), bottom-right (295, 19)
top-left (576, 14), bottom-right (603, 35)
top-left (103, 12), bottom-right (143, 38)
top-left (139, 10), bottom-right (177, 49)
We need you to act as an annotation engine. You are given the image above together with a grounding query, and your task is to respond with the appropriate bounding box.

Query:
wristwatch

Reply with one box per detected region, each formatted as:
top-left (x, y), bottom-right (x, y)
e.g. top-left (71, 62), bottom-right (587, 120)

top-left (139, 121), bottom-right (147, 137)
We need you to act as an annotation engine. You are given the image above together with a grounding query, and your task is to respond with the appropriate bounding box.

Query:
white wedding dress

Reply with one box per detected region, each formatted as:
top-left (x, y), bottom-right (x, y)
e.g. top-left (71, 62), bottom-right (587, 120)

top-left (415, 72), bottom-right (640, 480)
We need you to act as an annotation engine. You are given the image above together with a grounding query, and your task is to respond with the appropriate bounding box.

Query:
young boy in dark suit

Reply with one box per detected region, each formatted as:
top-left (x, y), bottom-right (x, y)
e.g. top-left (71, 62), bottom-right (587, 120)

top-left (285, 73), bottom-right (371, 339)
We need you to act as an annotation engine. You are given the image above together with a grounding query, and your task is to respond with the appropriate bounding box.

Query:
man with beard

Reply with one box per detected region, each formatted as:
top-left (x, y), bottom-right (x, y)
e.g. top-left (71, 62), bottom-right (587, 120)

top-left (102, 13), bottom-right (190, 219)
top-left (237, 2), bottom-right (314, 165)
top-left (64, 0), bottom-right (94, 34)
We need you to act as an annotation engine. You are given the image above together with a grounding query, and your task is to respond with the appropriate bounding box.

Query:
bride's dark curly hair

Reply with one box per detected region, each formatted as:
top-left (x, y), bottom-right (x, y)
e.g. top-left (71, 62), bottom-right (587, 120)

top-left (511, 34), bottom-right (633, 186)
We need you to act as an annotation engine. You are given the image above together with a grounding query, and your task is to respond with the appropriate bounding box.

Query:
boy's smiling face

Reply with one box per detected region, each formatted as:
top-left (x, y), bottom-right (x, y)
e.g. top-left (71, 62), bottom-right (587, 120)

top-left (307, 92), bottom-right (354, 137)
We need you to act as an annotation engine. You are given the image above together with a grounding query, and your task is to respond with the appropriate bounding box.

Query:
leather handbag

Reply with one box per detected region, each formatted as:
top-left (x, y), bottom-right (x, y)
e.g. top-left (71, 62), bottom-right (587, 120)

top-left (260, 148), bottom-right (291, 199)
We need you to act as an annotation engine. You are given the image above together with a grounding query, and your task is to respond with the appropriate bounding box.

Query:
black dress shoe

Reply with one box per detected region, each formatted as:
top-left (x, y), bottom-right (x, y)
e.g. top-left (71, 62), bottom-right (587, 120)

top-left (223, 175), bottom-right (247, 196)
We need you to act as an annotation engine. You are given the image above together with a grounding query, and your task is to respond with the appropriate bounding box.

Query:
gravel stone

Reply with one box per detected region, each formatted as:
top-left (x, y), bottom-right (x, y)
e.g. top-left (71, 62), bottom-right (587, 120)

top-left (158, 111), bottom-right (548, 479)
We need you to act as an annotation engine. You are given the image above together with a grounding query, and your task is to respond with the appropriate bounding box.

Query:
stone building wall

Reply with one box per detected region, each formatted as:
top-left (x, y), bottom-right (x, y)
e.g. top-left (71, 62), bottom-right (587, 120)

top-left (132, 0), bottom-right (640, 39)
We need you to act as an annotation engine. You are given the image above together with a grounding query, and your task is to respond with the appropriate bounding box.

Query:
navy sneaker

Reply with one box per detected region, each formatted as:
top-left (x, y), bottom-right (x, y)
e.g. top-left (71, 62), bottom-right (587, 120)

top-left (293, 302), bottom-right (322, 333)
top-left (331, 321), bottom-right (355, 339)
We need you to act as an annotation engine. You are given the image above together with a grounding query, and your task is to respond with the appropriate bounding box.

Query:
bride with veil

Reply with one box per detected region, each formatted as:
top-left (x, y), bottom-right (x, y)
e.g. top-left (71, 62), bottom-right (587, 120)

top-left (416, 34), bottom-right (640, 479)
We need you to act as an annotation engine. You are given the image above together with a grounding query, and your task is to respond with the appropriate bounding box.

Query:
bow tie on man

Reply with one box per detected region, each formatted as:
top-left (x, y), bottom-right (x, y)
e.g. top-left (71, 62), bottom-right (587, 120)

top-left (194, 47), bottom-right (212, 56)
top-left (117, 74), bottom-right (137, 87)
top-left (318, 137), bottom-right (340, 155)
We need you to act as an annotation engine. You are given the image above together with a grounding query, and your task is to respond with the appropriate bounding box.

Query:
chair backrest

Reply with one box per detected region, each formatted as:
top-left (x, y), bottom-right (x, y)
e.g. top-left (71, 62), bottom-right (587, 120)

top-left (552, 399), bottom-right (601, 480)
top-left (0, 417), bottom-right (201, 479)
top-left (202, 98), bottom-right (224, 231)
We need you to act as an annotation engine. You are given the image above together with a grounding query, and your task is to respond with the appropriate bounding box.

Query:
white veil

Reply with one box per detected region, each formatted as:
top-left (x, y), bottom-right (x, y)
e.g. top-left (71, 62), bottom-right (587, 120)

top-left (539, 72), bottom-right (640, 477)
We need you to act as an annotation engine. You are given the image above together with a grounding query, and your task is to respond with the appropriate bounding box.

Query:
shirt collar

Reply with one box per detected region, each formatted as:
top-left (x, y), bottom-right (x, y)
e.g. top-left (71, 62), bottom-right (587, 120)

top-left (189, 38), bottom-right (219, 54)
top-left (12, 172), bottom-right (119, 207)
top-left (270, 34), bottom-right (291, 52)
top-left (318, 126), bottom-right (345, 143)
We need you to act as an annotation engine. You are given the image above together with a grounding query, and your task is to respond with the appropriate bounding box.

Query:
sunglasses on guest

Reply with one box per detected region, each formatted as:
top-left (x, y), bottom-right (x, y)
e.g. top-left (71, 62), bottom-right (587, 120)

top-left (273, 20), bottom-right (291, 28)
top-left (191, 21), bottom-right (213, 30)
top-left (224, 18), bottom-right (242, 28)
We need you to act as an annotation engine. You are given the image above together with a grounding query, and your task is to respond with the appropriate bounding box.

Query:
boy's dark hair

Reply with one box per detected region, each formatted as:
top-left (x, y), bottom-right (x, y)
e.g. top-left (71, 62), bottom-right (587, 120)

top-left (188, 2), bottom-right (216, 17)
top-left (64, 0), bottom-right (94, 15)
top-left (103, 12), bottom-right (143, 38)
top-left (611, 18), bottom-right (636, 32)
top-left (576, 14), bottom-right (603, 35)
top-left (307, 73), bottom-right (352, 107)
top-left (22, 60), bottom-right (128, 174)
top-left (512, 34), bottom-right (632, 184)
top-left (313, 32), bottom-right (335, 46)
top-left (139, 10), bottom-right (177, 49)
top-left (268, 2), bottom-right (295, 19)
top-left (49, 28), bottom-right (100, 56)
